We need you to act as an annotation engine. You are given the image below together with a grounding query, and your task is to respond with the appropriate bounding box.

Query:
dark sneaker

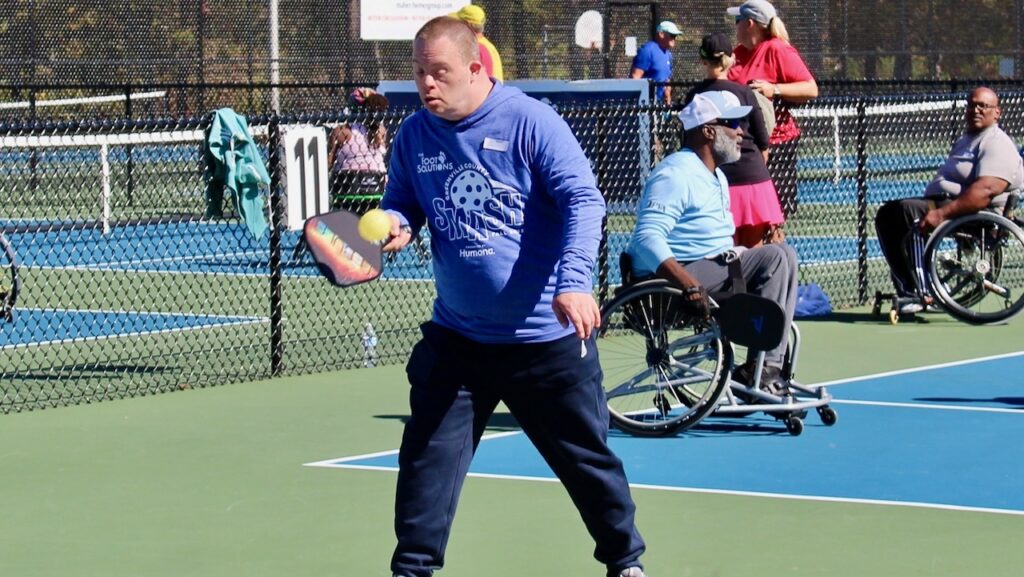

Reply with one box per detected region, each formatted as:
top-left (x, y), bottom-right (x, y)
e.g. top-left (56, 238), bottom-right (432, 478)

top-left (759, 365), bottom-right (790, 396)
top-left (732, 362), bottom-right (755, 386)
top-left (734, 363), bottom-right (789, 397)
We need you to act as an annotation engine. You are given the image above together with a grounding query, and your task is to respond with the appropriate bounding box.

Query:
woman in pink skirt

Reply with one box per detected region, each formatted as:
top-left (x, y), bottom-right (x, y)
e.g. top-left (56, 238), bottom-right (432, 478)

top-left (683, 32), bottom-right (783, 247)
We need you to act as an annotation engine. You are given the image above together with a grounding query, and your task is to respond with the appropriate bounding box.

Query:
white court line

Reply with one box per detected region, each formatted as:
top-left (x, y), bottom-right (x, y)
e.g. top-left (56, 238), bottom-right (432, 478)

top-left (803, 351), bottom-right (1024, 413)
top-left (89, 249), bottom-right (268, 269)
top-left (832, 399), bottom-right (1024, 415)
top-left (23, 306), bottom-right (264, 320)
top-left (627, 482), bottom-right (1024, 516)
top-left (19, 262), bottom-right (435, 282)
top-left (0, 91), bottom-right (167, 111)
top-left (797, 255), bottom-right (886, 268)
top-left (0, 309), bottom-right (269, 351)
top-left (24, 263), bottom-right (283, 279)
top-left (305, 437), bottom-right (1024, 517)
top-left (807, 350), bottom-right (1024, 389)
top-left (304, 354), bottom-right (1024, 515)
top-left (303, 431), bottom-right (521, 469)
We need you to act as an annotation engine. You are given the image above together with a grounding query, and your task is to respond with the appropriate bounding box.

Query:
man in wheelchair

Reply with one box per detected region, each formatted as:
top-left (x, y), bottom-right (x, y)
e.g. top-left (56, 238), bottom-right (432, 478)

top-left (874, 86), bottom-right (1024, 314)
top-left (626, 91), bottom-right (799, 394)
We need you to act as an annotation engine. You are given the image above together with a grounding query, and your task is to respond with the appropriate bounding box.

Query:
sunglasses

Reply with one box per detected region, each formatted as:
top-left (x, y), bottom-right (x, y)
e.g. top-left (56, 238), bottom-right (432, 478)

top-left (966, 102), bottom-right (998, 111)
top-left (711, 118), bottom-right (742, 129)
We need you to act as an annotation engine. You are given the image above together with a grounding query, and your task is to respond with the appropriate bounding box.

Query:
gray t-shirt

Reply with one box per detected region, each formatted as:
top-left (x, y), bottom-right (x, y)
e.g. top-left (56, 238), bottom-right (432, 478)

top-left (924, 124), bottom-right (1023, 207)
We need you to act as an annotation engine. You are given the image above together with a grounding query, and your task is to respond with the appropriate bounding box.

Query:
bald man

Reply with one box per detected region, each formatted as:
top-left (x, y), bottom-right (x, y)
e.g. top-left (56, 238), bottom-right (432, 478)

top-left (874, 86), bottom-right (1024, 313)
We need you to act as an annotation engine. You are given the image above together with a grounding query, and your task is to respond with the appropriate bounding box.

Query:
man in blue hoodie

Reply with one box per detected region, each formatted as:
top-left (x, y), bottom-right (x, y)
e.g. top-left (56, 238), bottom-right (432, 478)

top-left (378, 16), bottom-right (647, 577)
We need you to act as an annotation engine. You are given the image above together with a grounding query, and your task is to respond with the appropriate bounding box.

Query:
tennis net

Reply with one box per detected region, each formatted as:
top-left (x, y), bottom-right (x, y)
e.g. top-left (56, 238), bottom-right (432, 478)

top-left (792, 96), bottom-right (965, 186)
top-left (0, 123), bottom-right (270, 234)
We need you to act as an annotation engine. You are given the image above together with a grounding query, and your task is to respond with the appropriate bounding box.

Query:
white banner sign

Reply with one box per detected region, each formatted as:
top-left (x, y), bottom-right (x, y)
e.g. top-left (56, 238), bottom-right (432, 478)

top-left (361, 0), bottom-right (462, 41)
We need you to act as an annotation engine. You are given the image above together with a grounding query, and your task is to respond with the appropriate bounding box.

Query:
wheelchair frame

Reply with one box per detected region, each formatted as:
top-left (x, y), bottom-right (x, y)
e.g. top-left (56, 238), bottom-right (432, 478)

top-left (598, 278), bottom-right (836, 437)
top-left (873, 195), bottom-right (1024, 325)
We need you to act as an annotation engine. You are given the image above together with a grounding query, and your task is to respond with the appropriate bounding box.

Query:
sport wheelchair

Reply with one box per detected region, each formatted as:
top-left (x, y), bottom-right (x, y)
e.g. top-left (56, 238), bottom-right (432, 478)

top-left (874, 192), bottom-right (1024, 325)
top-left (597, 276), bottom-right (837, 437)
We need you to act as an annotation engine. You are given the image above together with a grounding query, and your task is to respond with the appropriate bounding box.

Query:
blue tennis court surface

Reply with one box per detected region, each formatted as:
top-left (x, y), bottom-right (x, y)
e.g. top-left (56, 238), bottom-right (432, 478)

top-left (604, 232), bottom-right (882, 280)
top-left (4, 221), bottom-right (433, 279)
top-left (788, 235), bottom-right (882, 264)
top-left (1, 308), bottom-right (267, 349)
top-left (799, 179), bottom-right (922, 204)
top-left (9, 221), bottom-right (880, 288)
top-left (798, 153), bottom-right (942, 174)
top-left (310, 354), bottom-right (1024, 514)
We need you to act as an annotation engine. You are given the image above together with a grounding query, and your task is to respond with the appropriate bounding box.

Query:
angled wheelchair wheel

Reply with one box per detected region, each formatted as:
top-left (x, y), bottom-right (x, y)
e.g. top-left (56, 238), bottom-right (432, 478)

top-left (925, 212), bottom-right (1024, 325)
top-left (598, 280), bottom-right (732, 436)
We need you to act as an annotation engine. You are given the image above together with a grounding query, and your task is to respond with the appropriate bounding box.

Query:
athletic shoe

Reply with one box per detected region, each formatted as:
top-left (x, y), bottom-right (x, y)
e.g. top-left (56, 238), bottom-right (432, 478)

top-left (733, 363), bottom-right (789, 397)
top-left (899, 301), bottom-right (924, 314)
top-left (898, 294), bottom-right (937, 315)
top-left (616, 567), bottom-right (647, 577)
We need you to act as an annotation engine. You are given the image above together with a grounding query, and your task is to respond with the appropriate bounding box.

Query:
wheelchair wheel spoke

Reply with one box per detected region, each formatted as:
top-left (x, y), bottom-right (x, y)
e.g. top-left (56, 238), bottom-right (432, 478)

top-left (927, 212), bottom-right (1024, 324)
top-left (598, 280), bottom-right (731, 435)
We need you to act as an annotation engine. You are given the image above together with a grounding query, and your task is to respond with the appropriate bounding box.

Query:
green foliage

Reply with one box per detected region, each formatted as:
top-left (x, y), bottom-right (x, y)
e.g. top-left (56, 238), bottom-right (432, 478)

top-left (0, 1), bottom-right (1021, 85)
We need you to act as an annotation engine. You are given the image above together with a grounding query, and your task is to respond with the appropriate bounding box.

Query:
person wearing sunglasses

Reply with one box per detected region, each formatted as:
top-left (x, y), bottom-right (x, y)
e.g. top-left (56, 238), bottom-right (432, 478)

top-left (874, 86), bottom-right (1024, 314)
top-left (626, 91), bottom-right (800, 393)
top-left (727, 0), bottom-right (818, 224)
top-left (684, 32), bottom-right (781, 249)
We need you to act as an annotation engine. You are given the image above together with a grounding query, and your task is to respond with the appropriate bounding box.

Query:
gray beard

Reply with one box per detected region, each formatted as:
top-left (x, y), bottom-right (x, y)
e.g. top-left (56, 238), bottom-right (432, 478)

top-left (711, 126), bottom-right (742, 165)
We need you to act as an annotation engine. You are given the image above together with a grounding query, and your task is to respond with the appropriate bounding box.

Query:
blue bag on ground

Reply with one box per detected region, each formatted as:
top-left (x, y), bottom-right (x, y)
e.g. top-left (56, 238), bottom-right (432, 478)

top-left (795, 283), bottom-right (832, 318)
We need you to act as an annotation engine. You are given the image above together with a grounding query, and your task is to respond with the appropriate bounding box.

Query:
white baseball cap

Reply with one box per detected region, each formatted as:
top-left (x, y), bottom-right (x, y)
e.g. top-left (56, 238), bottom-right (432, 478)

top-left (678, 91), bottom-right (751, 131)
top-left (656, 20), bottom-right (683, 36)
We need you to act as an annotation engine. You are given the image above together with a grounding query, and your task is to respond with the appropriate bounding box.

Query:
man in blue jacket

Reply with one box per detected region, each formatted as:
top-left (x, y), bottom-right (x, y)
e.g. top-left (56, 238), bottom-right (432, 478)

top-left (378, 16), bottom-right (648, 577)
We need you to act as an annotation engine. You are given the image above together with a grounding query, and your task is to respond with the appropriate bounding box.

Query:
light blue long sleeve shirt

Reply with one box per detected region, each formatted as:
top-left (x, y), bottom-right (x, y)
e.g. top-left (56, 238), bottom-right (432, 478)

top-left (627, 149), bottom-right (735, 276)
top-left (382, 82), bottom-right (605, 343)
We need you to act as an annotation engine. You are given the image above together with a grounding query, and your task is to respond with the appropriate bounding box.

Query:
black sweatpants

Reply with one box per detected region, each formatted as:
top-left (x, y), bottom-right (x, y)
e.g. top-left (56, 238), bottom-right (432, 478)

top-left (874, 197), bottom-right (950, 296)
top-left (391, 322), bottom-right (646, 577)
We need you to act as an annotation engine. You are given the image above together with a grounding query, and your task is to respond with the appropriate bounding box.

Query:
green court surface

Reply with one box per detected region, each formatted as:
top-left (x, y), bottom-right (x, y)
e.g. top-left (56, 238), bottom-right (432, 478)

top-left (2, 308), bottom-right (1023, 577)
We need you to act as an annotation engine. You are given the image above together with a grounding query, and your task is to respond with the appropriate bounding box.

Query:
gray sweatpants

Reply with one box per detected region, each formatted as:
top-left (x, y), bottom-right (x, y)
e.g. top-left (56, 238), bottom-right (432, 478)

top-left (683, 243), bottom-right (799, 365)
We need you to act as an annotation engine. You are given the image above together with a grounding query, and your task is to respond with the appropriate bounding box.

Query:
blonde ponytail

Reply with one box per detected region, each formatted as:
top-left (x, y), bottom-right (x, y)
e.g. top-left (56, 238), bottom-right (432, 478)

top-left (768, 17), bottom-right (790, 44)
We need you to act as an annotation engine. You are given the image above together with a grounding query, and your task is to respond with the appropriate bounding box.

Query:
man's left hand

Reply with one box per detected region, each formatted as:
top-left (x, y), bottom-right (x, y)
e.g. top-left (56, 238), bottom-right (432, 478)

top-left (381, 215), bottom-right (413, 252)
top-left (919, 208), bottom-right (945, 233)
top-left (553, 292), bottom-right (602, 340)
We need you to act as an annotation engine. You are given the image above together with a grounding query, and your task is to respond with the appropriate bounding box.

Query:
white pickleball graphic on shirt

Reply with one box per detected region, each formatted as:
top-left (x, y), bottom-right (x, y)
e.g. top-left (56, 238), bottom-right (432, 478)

top-left (449, 168), bottom-right (494, 214)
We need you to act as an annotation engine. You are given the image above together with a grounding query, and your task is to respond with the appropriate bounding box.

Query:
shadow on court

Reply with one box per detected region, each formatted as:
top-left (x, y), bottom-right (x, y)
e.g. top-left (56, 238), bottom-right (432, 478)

top-left (915, 396), bottom-right (1024, 409)
top-left (803, 311), bottom-right (935, 324)
top-left (374, 412), bottom-right (523, 431)
top-left (11, 363), bottom-right (176, 381)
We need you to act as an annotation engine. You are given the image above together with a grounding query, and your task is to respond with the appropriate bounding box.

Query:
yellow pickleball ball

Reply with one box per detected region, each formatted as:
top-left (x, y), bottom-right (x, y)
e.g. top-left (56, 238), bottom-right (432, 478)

top-left (358, 209), bottom-right (393, 243)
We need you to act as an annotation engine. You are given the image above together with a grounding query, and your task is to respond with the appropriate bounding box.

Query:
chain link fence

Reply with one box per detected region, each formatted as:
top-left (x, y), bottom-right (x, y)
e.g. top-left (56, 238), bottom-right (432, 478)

top-left (2, 80), bottom-right (1023, 412)
top-left (2, 0), bottom-right (1023, 92)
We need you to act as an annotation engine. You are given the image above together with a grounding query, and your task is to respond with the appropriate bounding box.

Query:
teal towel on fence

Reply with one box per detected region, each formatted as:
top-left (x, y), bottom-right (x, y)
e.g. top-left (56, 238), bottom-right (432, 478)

top-left (205, 108), bottom-right (271, 239)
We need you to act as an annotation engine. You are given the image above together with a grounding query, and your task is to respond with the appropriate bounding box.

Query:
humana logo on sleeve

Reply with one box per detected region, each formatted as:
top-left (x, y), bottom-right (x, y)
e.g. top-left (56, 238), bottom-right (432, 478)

top-left (430, 164), bottom-right (525, 247)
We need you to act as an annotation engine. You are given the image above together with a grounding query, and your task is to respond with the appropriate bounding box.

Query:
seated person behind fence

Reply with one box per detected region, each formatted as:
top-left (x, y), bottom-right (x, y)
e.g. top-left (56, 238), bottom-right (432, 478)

top-left (874, 86), bottom-right (1024, 314)
top-left (328, 88), bottom-right (390, 206)
top-left (626, 91), bottom-right (799, 392)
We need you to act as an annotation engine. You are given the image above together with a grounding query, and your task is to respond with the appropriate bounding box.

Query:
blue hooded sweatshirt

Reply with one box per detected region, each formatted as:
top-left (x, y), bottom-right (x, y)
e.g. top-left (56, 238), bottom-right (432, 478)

top-left (382, 82), bottom-right (605, 343)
